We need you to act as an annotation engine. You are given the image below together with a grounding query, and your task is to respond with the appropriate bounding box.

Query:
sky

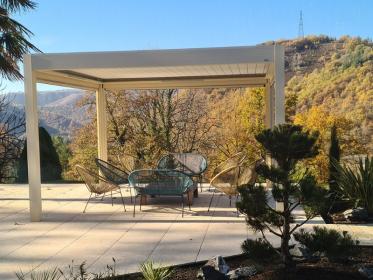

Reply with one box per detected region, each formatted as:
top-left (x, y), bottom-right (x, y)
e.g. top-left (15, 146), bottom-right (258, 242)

top-left (5, 0), bottom-right (373, 93)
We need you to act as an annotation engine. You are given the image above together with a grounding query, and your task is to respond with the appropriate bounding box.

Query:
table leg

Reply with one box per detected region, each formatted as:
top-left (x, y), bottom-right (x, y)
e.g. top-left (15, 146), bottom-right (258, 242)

top-left (140, 195), bottom-right (148, 205)
top-left (193, 188), bottom-right (198, 198)
top-left (187, 189), bottom-right (194, 206)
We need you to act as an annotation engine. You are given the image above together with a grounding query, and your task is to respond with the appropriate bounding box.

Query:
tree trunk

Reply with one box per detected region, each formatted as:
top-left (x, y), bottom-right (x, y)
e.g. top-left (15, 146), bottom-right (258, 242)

top-left (281, 193), bottom-right (294, 269)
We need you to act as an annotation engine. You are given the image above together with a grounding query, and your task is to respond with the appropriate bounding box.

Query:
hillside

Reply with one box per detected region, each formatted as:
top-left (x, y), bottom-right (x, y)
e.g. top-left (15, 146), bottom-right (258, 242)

top-left (281, 36), bottom-right (372, 152)
top-left (10, 90), bottom-right (90, 138)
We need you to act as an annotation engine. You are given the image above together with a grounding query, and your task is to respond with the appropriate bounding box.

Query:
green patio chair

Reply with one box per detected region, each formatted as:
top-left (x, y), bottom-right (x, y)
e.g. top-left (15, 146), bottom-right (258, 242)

top-left (76, 165), bottom-right (126, 213)
top-left (157, 153), bottom-right (207, 193)
top-left (128, 169), bottom-right (194, 217)
top-left (95, 158), bottom-right (133, 202)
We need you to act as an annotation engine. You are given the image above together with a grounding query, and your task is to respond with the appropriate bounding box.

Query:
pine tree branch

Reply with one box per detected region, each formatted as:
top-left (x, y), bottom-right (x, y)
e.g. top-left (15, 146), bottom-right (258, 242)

top-left (256, 219), bottom-right (282, 237)
top-left (259, 228), bottom-right (281, 256)
top-left (289, 201), bottom-right (301, 212)
top-left (289, 215), bottom-right (314, 235)
top-left (264, 201), bottom-right (280, 213)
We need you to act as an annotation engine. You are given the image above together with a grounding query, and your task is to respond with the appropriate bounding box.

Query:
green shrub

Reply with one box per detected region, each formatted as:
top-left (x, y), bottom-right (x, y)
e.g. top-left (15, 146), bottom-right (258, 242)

top-left (140, 260), bottom-right (173, 280)
top-left (293, 226), bottom-right (359, 260)
top-left (241, 238), bottom-right (277, 260)
top-left (16, 127), bottom-right (62, 183)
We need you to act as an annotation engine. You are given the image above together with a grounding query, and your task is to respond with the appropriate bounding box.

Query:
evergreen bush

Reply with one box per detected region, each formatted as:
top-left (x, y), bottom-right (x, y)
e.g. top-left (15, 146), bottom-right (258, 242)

top-left (16, 127), bottom-right (62, 182)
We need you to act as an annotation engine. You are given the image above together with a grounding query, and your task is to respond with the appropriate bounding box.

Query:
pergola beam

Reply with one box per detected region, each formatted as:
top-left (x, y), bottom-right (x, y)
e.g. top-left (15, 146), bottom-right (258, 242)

top-left (103, 76), bottom-right (267, 90)
top-left (35, 71), bottom-right (100, 90)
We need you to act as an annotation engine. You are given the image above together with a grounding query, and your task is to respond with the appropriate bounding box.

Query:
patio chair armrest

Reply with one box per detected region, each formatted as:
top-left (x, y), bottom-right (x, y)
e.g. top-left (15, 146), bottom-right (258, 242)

top-left (210, 165), bottom-right (239, 187)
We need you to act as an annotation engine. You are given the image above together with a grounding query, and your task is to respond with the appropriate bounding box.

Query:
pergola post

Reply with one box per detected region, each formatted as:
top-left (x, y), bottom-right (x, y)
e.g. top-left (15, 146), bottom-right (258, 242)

top-left (274, 45), bottom-right (285, 125)
top-left (24, 54), bottom-right (42, 222)
top-left (264, 82), bottom-right (274, 129)
top-left (273, 45), bottom-right (286, 209)
top-left (96, 84), bottom-right (108, 162)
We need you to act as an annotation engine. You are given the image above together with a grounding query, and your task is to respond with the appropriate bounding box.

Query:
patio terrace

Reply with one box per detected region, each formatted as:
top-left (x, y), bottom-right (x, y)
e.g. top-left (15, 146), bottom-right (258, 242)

top-left (1, 184), bottom-right (372, 279)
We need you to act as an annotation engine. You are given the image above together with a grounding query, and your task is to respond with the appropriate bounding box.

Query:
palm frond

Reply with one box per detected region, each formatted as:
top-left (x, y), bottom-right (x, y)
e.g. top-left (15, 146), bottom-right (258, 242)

top-left (0, 0), bottom-right (36, 12)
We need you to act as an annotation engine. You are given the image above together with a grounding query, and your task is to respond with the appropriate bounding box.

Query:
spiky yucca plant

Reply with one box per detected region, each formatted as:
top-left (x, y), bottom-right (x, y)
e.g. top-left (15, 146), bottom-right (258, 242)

top-left (333, 156), bottom-right (373, 216)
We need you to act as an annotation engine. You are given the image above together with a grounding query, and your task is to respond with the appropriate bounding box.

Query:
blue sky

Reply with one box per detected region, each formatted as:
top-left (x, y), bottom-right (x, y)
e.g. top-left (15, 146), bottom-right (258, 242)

top-left (5, 0), bottom-right (373, 92)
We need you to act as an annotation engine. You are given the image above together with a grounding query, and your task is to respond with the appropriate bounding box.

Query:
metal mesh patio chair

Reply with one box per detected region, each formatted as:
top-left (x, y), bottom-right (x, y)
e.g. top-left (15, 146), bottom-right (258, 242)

top-left (95, 158), bottom-right (133, 202)
top-left (157, 153), bottom-right (207, 193)
top-left (209, 151), bottom-right (247, 191)
top-left (76, 165), bottom-right (126, 213)
top-left (207, 159), bottom-right (262, 213)
top-left (128, 169), bottom-right (194, 217)
top-left (212, 152), bottom-right (247, 177)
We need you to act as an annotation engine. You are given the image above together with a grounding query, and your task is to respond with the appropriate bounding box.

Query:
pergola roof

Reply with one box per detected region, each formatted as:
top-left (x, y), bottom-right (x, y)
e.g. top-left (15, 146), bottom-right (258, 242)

top-left (30, 45), bottom-right (279, 90)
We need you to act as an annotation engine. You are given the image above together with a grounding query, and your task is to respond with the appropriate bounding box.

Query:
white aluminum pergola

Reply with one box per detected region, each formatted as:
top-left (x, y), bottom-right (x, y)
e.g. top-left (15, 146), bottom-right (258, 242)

top-left (23, 45), bottom-right (285, 222)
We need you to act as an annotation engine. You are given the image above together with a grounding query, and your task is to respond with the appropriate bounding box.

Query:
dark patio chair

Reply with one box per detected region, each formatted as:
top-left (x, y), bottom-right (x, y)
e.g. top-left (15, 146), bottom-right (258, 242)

top-left (207, 159), bottom-right (262, 213)
top-left (157, 153), bottom-right (207, 193)
top-left (76, 165), bottom-right (126, 213)
top-left (128, 169), bottom-right (194, 217)
top-left (95, 158), bottom-right (133, 202)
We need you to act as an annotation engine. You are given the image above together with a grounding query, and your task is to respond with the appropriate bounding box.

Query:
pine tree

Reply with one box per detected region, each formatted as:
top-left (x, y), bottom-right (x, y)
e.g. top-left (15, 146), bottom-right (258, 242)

top-left (16, 127), bottom-right (62, 182)
top-left (237, 124), bottom-right (328, 268)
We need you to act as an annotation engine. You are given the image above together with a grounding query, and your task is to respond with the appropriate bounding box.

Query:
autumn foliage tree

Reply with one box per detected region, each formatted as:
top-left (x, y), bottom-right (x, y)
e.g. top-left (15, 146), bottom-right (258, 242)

top-left (67, 88), bottom-right (215, 176)
top-left (293, 106), bottom-right (365, 183)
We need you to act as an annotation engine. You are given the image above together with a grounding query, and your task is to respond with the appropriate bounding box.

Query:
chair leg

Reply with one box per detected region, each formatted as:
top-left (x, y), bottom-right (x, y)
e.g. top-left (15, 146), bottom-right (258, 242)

top-left (181, 195), bottom-right (184, 218)
top-left (229, 195), bottom-right (232, 207)
top-left (207, 189), bottom-right (216, 212)
top-left (129, 187), bottom-right (133, 203)
top-left (199, 175), bottom-right (203, 193)
top-left (83, 193), bottom-right (92, 213)
top-left (119, 189), bottom-right (126, 212)
top-left (187, 192), bottom-right (191, 210)
top-left (133, 196), bottom-right (136, 217)
top-left (111, 191), bottom-right (113, 206)
top-left (236, 193), bottom-right (240, 217)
